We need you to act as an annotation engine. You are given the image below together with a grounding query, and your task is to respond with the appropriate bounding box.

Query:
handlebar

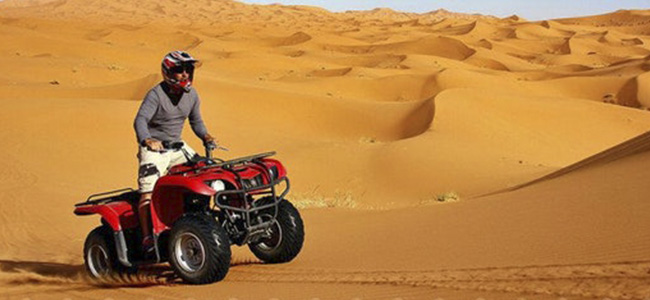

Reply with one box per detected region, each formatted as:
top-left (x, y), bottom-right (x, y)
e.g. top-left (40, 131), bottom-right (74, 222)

top-left (150, 140), bottom-right (228, 164)
top-left (162, 141), bottom-right (185, 150)
top-left (205, 141), bottom-right (229, 163)
top-left (205, 141), bottom-right (216, 159)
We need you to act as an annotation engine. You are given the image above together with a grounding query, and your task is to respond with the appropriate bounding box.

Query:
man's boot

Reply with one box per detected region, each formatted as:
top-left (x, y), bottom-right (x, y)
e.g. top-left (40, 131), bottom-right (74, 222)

top-left (138, 193), bottom-right (155, 256)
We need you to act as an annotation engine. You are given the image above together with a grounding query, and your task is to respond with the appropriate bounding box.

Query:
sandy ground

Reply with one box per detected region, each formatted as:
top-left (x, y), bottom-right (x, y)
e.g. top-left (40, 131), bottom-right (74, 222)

top-left (1, 0), bottom-right (650, 299)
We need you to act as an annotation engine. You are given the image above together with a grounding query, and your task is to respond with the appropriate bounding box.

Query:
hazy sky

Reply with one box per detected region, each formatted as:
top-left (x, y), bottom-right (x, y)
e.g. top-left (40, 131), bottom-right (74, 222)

top-left (238, 0), bottom-right (649, 21)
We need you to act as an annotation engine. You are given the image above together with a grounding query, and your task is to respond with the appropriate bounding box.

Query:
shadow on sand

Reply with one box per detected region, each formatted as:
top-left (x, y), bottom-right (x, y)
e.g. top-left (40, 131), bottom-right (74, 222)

top-left (0, 257), bottom-right (262, 288)
top-left (0, 259), bottom-right (82, 279)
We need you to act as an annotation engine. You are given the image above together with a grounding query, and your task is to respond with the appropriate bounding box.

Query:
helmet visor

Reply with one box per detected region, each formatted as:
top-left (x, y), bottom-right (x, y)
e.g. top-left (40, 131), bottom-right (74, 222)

top-left (169, 63), bottom-right (195, 74)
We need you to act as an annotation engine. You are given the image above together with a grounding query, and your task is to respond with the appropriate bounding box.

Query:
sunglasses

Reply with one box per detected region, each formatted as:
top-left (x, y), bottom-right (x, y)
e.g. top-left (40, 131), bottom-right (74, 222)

top-left (170, 64), bottom-right (195, 74)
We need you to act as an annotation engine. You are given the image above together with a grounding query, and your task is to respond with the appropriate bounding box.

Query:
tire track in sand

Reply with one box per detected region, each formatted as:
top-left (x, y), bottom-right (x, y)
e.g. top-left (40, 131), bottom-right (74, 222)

top-left (2, 260), bottom-right (648, 299)
top-left (226, 260), bottom-right (650, 300)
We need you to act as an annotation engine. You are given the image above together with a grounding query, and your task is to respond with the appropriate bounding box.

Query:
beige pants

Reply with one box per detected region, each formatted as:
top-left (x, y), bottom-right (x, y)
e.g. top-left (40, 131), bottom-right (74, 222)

top-left (137, 142), bottom-right (197, 193)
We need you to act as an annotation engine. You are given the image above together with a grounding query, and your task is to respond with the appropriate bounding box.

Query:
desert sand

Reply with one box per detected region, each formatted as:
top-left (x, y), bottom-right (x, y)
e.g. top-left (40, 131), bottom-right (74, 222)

top-left (1, 0), bottom-right (650, 299)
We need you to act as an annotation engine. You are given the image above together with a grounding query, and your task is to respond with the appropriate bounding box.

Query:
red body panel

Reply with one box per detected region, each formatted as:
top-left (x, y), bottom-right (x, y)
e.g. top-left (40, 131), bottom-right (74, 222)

top-left (74, 201), bottom-right (139, 231)
top-left (150, 158), bottom-right (286, 235)
top-left (77, 158), bottom-right (287, 236)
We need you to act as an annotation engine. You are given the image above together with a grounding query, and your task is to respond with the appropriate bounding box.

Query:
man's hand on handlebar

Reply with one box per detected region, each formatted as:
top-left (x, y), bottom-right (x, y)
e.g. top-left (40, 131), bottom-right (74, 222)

top-left (203, 133), bottom-right (217, 149)
top-left (144, 138), bottom-right (164, 151)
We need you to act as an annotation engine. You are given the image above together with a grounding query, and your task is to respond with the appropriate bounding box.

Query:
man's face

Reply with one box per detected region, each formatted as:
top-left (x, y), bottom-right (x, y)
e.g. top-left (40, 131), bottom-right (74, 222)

top-left (173, 69), bottom-right (190, 81)
top-left (170, 63), bottom-right (194, 81)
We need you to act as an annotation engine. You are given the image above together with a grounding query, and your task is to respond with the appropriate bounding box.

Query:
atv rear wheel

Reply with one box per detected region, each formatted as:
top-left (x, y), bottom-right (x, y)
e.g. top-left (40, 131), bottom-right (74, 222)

top-left (168, 214), bottom-right (231, 284)
top-left (248, 198), bottom-right (304, 263)
top-left (83, 225), bottom-right (133, 280)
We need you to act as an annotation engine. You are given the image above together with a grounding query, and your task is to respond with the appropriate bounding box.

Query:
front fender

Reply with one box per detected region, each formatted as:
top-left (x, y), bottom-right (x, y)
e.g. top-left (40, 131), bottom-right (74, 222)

top-left (154, 175), bottom-right (214, 197)
top-left (151, 175), bottom-right (215, 235)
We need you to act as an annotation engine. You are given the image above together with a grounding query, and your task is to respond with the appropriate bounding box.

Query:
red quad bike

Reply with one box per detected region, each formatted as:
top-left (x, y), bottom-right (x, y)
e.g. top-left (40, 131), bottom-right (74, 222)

top-left (74, 142), bottom-right (304, 284)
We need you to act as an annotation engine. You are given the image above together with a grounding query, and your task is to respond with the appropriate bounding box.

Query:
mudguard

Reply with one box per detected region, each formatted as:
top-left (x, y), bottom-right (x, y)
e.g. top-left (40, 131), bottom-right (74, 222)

top-left (150, 175), bottom-right (217, 235)
top-left (74, 201), bottom-right (139, 231)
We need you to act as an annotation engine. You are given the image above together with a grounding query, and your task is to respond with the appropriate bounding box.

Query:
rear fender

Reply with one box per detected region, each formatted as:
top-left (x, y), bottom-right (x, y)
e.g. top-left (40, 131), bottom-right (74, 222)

top-left (73, 201), bottom-right (138, 231)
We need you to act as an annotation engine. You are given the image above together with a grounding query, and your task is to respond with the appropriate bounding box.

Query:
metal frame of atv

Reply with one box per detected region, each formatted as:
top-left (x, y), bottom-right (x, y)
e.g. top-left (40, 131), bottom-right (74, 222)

top-left (206, 152), bottom-right (291, 246)
top-left (215, 176), bottom-right (290, 245)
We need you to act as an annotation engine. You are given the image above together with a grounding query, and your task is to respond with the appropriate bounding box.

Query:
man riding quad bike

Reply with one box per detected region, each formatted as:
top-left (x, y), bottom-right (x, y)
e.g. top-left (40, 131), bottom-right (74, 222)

top-left (74, 51), bottom-right (303, 284)
top-left (74, 142), bottom-right (305, 284)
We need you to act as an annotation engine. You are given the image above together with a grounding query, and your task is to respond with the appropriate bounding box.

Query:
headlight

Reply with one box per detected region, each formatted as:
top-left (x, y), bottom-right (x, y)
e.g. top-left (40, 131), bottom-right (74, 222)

top-left (206, 180), bottom-right (226, 192)
top-left (269, 166), bottom-right (279, 180)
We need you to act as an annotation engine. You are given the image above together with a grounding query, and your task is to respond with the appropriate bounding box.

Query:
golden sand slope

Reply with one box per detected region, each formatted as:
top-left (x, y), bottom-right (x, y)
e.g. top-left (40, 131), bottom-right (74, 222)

top-left (1, 0), bottom-right (650, 299)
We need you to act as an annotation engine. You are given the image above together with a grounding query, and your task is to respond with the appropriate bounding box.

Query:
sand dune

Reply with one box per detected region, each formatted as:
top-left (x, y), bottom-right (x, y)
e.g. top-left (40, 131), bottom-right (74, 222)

top-left (1, 0), bottom-right (650, 299)
top-left (499, 130), bottom-right (650, 193)
top-left (330, 53), bottom-right (408, 69)
top-left (268, 31), bottom-right (313, 46)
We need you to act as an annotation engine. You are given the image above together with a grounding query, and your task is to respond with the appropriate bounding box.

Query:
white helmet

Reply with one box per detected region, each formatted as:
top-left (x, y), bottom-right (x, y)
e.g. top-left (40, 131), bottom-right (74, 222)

top-left (161, 50), bottom-right (198, 92)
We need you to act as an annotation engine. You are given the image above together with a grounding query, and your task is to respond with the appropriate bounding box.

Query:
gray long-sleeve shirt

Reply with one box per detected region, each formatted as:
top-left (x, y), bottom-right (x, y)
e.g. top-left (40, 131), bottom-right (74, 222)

top-left (134, 82), bottom-right (208, 144)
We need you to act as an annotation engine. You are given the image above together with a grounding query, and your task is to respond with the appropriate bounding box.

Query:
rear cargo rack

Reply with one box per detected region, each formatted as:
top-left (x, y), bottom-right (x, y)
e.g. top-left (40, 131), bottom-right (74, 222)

top-left (75, 188), bottom-right (136, 207)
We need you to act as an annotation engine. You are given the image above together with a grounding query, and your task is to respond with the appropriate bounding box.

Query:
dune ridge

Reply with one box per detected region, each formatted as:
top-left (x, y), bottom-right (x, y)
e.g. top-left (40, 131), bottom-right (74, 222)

top-left (486, 129), bottom-right (650, 195)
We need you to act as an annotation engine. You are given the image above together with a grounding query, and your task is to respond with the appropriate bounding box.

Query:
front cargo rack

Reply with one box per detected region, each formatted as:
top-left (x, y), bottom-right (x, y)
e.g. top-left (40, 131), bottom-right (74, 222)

top-left (170, 151), bottom-right (277, 175)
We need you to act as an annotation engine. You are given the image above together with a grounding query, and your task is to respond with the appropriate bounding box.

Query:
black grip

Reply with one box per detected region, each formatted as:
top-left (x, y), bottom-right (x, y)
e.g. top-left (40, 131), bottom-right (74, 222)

top-left (162, 141), bottom-right (185, 150)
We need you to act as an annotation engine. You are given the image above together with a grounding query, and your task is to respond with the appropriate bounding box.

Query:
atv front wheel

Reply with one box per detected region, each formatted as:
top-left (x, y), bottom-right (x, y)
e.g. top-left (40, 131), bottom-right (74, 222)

top-left (83, 225), bottom-right (133, 279)
top-left (248, 198), bottom-right (304, 263)
top-left (168, 214), bottom-right (231, 284)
